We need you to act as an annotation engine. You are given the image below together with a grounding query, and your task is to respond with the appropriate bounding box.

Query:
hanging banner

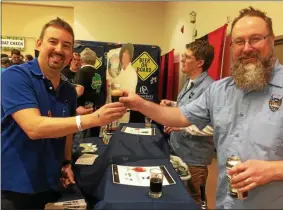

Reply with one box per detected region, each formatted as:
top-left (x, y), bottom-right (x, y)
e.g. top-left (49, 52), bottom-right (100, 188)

top-left (1, 36), bottom-right (25, 51)
top-left (132, 45), bottom-right (160, 103)
top-left (197, 24), bottom-right (228, 80)
top-left (158, 49), bottom-right (175, 101)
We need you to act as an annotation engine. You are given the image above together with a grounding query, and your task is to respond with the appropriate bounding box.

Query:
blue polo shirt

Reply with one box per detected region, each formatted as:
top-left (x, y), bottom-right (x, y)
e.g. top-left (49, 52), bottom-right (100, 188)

top-left (1, 59), bottom-right (77, 193)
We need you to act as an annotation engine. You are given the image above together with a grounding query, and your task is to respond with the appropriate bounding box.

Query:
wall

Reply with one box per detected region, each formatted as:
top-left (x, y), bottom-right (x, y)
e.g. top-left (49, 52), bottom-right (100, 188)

top-left (73, 2), bottom-right (166, 50)
top-left (1, 2), bottom-right (74, 55)
top-left (2, 1), bottom-right (167, 56)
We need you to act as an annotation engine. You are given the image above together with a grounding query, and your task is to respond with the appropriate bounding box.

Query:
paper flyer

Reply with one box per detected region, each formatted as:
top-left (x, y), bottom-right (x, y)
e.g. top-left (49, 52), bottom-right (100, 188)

top-left (112, 165), bottom-right (175, 186)
top-left (121, 126), bottom-right (155, 136)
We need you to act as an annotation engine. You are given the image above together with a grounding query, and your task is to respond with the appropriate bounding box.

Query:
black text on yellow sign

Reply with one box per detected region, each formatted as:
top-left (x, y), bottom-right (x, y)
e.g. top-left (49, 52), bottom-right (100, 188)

top-left (94, 57), bottom-right (102, 69)
top-left (132, 52), bottom-right (158, 81)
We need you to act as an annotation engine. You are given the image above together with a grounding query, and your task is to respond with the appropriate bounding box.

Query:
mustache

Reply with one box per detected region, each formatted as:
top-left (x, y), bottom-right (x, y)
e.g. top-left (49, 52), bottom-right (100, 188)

top-left (51, 52), bottom-right (65, 59)
top-left (237, 52), bottom-right (260, 62)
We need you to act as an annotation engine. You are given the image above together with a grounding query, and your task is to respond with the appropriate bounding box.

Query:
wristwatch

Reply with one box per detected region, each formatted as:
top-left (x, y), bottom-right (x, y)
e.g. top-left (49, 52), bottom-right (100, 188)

top-left (62, 160), bottom-right (72, 167)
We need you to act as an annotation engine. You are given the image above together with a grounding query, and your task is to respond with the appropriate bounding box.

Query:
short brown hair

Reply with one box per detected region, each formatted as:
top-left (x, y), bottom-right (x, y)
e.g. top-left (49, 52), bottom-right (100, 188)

top-left (11, 49), bottom-right (21, 56)
top-left (25, 54), bottom-right (34, 61)
top-left (186, 40), bottom-right (214, 71)
top-left (39, 17), bottom-right (75, 44)
top-left (231, 7), bottom-right (274, 36)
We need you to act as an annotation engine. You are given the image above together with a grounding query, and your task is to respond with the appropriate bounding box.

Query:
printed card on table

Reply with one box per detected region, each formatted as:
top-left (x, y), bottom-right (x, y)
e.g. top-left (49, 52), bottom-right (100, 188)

top-left (75, 154), bottom-right (98, 165)
top-left (112, 165), bottom-right (175, 186)
top-left (121, 126), bottom-right (155, 136)
top-left (45, 199), bottom-right (87, 209)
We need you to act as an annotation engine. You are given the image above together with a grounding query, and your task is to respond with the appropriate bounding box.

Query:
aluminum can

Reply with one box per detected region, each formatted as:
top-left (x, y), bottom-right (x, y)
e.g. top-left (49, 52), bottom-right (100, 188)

top-left (226, 155), bottom-right (248, 200)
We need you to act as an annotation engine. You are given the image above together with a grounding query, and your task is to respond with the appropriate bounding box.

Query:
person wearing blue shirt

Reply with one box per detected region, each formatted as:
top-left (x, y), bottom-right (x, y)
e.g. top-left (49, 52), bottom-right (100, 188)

top-left (160, 40), bottom-right (215, 205)
top-left (120, 7), bottom-right (283, 209)
top-left (1, 18), bottom-right (127, 210)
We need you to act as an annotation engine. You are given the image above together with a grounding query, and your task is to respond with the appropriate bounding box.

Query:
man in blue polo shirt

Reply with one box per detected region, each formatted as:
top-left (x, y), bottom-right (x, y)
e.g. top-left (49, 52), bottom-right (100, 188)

top-left (1, 18), bottom-right (126, 209)
top-left (120, 7), bottom-right (283, 209)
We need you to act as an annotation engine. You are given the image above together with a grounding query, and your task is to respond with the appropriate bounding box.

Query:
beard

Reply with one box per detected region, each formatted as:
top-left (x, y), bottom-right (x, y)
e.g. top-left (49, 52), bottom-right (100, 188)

top-left (231, 52), bottom-right (274, 92)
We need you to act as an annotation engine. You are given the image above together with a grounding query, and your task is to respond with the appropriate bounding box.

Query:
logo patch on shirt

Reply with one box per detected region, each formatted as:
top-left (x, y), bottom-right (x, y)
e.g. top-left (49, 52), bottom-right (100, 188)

top-left (91, 73), bottom-right (102, 93)
top-left (269, 94), bottom-right (282, 112)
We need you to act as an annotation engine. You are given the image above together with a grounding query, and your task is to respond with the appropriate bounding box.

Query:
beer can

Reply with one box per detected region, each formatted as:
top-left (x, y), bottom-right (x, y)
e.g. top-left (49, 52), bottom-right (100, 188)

top-left (226, 155), bottom-right (248, 200)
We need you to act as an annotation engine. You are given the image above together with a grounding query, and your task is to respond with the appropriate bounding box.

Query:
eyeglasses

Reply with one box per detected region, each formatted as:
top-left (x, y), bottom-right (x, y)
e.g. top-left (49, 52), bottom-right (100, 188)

top-left (181, 54), bottom-right (194, 60)
top-left (230, 34), bottom-right (272, 48)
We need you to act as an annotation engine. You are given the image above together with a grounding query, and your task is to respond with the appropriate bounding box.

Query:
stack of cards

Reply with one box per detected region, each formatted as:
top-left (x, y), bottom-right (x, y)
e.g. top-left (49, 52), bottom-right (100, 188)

top-left (79, 143), bottom-right (97, 153)
top-left (75, 154), bottom-right (98, 165)
top-left (45, 199), bottom-right (87, 209)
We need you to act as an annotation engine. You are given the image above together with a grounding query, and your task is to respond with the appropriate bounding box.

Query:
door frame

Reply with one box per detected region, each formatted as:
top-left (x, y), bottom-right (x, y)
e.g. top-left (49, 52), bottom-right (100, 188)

top-left (275, 35), bottom-right (283, 45)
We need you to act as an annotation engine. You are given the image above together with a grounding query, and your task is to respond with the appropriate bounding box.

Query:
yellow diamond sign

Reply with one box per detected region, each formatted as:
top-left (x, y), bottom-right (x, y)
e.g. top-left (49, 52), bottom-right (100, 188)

top-left (132, 52), bottom-right (158, 81)
top-left (94, 57), bottom-right (102, 69)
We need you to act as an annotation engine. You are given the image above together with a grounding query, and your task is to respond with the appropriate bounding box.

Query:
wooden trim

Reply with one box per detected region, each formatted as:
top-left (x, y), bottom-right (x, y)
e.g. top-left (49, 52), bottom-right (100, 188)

top-left (2, 2), bottom-right (73, 9)
top-left (275, 35), bottom-right (283, 45)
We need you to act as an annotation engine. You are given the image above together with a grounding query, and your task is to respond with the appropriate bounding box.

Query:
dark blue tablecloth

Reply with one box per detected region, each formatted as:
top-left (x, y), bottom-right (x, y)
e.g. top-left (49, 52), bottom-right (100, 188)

top-left (72, 123), bottom-right (199, 210)
top-left (57, 184), bottom-right (85, 202)
top-left (105, 123), bottom-right (170, 164)
top-left (72, 136), bottom-right (108, 207)
top-left (94, 159), bottom-right (200, 210)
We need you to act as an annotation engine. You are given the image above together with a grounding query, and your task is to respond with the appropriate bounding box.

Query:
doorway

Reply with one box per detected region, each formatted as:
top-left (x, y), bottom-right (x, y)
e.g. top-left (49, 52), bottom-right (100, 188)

top-left (275, 35), bottom-right (283, 64)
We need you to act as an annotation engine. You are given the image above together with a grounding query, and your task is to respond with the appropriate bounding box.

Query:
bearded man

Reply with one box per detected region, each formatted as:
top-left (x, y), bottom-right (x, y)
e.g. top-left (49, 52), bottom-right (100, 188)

top-left (119, 7), bottom-right (283, 209)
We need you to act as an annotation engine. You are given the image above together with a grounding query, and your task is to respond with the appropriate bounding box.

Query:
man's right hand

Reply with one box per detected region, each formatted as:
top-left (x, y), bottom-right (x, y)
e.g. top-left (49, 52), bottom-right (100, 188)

top-left (93, 102), bottom-right (127, 126)
top-left (119, 91), bottom-right (145, 111)
top-left (160, 99), bottom-right (172, 106)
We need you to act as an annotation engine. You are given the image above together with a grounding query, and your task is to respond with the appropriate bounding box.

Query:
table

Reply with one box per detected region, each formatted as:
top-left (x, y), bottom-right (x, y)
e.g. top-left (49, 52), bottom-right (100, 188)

top-left (94, 159), bottom-right (200, 209)
top-left (56, 184), bottom-right (85, 202)
top-left (73, 123), bottom-right (200, 209)
top-left (103, 123), bottom-right (170, 163)
top-left (72, 136), bottom-right (108, 206)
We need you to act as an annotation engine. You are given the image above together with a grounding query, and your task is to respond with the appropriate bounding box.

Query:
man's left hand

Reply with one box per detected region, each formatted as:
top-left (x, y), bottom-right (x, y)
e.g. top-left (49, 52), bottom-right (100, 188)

top-left (61, 164), bottom-right (75, 188)
top-left (228, 160), bottom-right (274, 193)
